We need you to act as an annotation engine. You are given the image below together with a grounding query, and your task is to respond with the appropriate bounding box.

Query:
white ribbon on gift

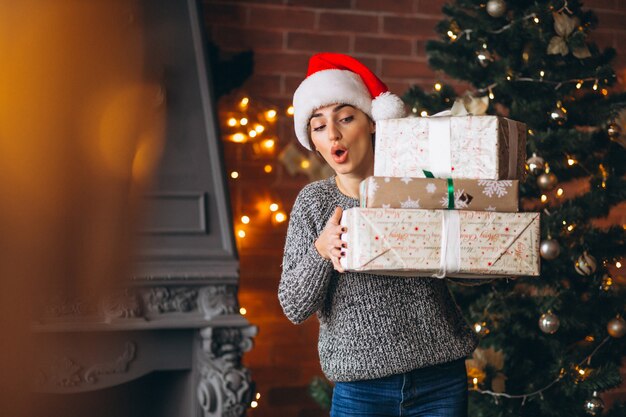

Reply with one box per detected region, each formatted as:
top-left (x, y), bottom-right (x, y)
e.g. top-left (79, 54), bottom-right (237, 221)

top-left (427, 98), bottom-right (520, 179)
top-left (433, 210), bottom-right (461, 278)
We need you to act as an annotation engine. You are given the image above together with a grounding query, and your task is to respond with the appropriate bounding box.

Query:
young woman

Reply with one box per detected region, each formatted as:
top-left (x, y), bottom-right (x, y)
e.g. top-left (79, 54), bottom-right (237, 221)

top-left (279, 53), bottom-right (478, 417)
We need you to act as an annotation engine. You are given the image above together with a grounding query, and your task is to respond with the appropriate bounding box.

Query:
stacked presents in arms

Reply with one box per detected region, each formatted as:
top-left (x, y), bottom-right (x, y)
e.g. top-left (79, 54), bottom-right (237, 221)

top-left (340, 101), bottom-right (541, 278)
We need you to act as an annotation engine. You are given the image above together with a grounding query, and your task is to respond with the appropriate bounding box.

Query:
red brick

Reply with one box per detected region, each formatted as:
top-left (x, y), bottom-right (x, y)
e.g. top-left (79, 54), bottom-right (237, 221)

top-left (254, 51), bottom-right (311, 74)
top-left (248, 7), bottom-right (316, 30)
top-left (386, 81), bottom-right (414, 96)
top-left (383, 15), bottom-right (440, 37)
top-left (222, 0), bottom-right (284, 4)
top-left (351, 55), bottom-right (379, 71)
top-left (416, 0), bottom-right (447, 15)
top-left (243, 74), bottom-right (283, 96)
top-left (615, 33), bottom-right (626, 52)
top-left (354, 0), bottom-right (417, 13)
top-left (287, 32), bottom-right (351, 53)
top-left (585, 0), bottom-right (618, 10)
top-left (381, 58), bottom-right (432, 78)
top-left (354, 36), bottom-right (412, 55)
top-left (212, 26), bottom-right (283, 50)
top-left (285, 74), bottom-right (304, 94)
top-left (595, 11), bottom-right (626, 30)
top-left (587, 30), bottom-right (615, 49)
top-left (203, 3), bottom-right (247, 25)
top-left (287, 0), bottom-right (352, 8)
top-left (319, 11), bottom-right (380, 33)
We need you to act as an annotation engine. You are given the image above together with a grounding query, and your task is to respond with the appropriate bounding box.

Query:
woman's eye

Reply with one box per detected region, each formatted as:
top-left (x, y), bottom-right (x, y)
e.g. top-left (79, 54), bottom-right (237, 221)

top-left (312, 124), bottom-right (325, 132)
top-left (340, 115), bottom-right (354, 123)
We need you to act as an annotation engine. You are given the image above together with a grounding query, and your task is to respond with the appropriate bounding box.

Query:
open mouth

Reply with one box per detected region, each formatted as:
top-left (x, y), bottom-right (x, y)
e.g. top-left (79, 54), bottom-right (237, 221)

top-left (331, 145), bottom-right (348, 163)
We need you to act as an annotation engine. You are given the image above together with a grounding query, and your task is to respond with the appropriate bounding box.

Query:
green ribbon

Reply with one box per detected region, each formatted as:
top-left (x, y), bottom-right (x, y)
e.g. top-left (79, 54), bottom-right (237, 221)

top-left (423, 170), bottom-right (455, 209)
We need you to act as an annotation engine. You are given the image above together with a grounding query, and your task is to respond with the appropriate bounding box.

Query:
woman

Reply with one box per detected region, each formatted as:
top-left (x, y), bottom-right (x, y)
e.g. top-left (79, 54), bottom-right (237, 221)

top-left (279, 53), bottom-right (478, 417)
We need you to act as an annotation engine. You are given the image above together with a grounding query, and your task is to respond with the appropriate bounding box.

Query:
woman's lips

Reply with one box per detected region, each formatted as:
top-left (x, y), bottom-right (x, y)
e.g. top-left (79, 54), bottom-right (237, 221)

top-left (332, 148), bottom-right (348, 164)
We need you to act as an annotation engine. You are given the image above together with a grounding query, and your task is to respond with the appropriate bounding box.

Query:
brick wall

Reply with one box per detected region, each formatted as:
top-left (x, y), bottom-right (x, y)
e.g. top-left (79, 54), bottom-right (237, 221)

top-left (203, 1), bottom-right (626, 416)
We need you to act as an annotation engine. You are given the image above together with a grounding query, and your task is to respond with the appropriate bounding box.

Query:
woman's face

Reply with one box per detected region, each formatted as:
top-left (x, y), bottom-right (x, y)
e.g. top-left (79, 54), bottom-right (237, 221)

top-left (309, 104), bottom-right (375, 178)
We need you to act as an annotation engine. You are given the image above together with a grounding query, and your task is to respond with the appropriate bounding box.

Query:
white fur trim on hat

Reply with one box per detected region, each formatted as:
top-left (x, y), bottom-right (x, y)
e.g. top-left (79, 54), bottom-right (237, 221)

top-left (372, 91), bottom-right (406, 121)
top-left (293, 69), bottom-right (373, 151)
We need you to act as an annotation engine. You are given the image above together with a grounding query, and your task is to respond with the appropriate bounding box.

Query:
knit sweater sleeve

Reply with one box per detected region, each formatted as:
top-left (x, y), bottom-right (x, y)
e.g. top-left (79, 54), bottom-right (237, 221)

top-left (278, 188), bottom-right (334, 324)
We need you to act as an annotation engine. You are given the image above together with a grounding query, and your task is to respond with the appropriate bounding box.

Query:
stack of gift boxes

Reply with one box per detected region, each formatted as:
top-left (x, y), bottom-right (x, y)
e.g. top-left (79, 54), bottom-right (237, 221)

top-left (340, 112), bottom-right (541, 278)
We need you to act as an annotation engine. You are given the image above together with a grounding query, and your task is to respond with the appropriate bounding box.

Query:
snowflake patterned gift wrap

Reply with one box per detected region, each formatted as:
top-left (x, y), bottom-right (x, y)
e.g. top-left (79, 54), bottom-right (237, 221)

top-left (374, 116), bottom-right (526, 180)
top-left (339, 208), bottom-right (540, 278)
top-left (360, 176), bottom-right (519, 212)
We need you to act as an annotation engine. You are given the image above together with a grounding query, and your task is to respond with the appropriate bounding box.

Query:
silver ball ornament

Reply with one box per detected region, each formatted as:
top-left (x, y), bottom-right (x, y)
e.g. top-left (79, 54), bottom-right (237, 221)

top-left (526, 153), bottom-right (545, 175)
top-left (476, 49), bottom-right (494, 67)
top-left (607, 316), bottom-right (626, 338)
top-left (607, 122), bottom-right (622, 140)
top-left (537, 172), bottom-right (558, 190)
top-left (575, 252), bottom-right (597, 276)
top-left (550, 106), bottom-right (567, 125)
top-left (540, 238), bottom-right (560, 260)
top-left (486, 0), bottom-right (507, 18)
top-left (584, 391), bottom-right (604, 416)
top-left (539, 311), bottom-right (560, 334)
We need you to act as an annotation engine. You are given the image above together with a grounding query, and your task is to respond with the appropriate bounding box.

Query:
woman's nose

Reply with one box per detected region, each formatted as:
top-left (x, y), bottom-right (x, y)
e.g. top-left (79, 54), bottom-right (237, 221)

top-left (327, 122), bottom-right (341, 141)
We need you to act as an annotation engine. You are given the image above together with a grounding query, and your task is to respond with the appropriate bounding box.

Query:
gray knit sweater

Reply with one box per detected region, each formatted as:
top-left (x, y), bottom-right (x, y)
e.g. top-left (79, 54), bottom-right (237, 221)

top-left (279, 177), bottom-right (478, 382)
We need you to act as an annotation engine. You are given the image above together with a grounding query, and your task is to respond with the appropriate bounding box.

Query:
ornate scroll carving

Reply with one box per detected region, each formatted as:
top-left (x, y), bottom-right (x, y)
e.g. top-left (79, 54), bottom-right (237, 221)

top-left (199, 285), bottom-right (239, 320)
top-left (37, 342), bottom-right (136, 389)
top-left (197, 325), bottom-right (257, 417)
top-left (101, 290), bottom-right (143, 321)
top-left (142, 286), bottom-right (198, 314)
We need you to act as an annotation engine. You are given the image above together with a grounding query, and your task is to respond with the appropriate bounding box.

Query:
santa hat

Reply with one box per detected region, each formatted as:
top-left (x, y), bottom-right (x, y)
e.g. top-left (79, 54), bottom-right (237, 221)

top-left (293, 53), bottom-right (406, 150)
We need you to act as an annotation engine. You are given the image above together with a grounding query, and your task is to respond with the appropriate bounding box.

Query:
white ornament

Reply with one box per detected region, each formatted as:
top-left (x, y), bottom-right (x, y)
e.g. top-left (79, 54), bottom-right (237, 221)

top-left (384, 177), bottom-right (391, 183)
top-left (426, 183), bottom-right (437, 193)
top-left (400, 197), bottom-right (421, 209)
top-left (486, 0), bottom-right (507, 18)
top-left (478, 180), bottom-right (512, 198)
top-left (382, 204), bottom-right (391, 209)
top-left (400, 177), bottom-right (413, 184)
top-left (485, 205), bottom-right (497, 211)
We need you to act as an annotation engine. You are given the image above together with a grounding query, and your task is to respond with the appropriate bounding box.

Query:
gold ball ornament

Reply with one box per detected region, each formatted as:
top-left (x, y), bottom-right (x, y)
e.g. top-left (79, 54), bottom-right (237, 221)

top-left (539, 311), bottom-right (560, 334)
top-left (537, 172), bottom-right (558, 190)
top-left (575, 251), bottom-right (597, 276)
top-left (550, 106), bottom-right (567, 125)
top-left (583, 391), bottom-right (604, 416)
top-left (540, 238), bottom-right (560, 260)
top-left (607, 122), bottom-right (622, 140)
top-left (599, 274), bottom-right (613, 291)
top-left (607, 316), bottom-right (626, 338)
top-left (526, 153), bottom-right (545, 175)
top-left (486, 0), bottom-right (507, 18)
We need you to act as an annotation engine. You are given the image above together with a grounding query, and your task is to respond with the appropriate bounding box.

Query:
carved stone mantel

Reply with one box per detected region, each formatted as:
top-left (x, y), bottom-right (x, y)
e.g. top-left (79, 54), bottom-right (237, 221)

top-left (197, 325), bottom-right (258, 417)
top-left (31, 0), bottom-right (256, 415)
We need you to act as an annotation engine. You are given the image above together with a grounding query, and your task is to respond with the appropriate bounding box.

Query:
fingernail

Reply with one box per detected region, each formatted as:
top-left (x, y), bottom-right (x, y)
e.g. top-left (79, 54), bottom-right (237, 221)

top-left (341, 243), bottom-right (347, 248)
top-left (341, 251), bottom-right (346, 257)
top-left (341, 227), bottom-right (347, 233)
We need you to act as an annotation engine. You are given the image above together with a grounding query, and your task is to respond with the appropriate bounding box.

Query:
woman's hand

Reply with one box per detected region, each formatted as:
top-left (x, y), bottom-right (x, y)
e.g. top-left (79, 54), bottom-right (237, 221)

top-left (315, 206), bottom-right (347, 272)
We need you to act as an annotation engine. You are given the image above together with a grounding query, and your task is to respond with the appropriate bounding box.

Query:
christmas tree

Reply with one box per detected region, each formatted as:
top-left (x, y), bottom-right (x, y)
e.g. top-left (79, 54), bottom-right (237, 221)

top-left (403, 1), bottom-right (626, 416)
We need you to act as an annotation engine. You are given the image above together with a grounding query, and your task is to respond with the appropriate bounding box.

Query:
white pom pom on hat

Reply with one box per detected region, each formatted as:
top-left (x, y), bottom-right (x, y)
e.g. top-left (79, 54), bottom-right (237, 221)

top-left (293, 53), bottom-right (406, 151)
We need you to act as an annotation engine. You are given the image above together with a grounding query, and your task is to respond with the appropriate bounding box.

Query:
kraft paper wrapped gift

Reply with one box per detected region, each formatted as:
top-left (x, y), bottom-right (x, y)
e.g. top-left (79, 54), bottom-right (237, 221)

top-left (360, 176), bottom-right (519, 212)
top-left (373, 115), bottom-right (527, 180)
top-left (339, 208), bottom-right (540, 278)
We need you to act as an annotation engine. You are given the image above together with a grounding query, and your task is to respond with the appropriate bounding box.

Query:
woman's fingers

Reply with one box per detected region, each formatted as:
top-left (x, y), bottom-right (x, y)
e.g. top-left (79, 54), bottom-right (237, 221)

top-left (328, 206), bottom-right (343, 226)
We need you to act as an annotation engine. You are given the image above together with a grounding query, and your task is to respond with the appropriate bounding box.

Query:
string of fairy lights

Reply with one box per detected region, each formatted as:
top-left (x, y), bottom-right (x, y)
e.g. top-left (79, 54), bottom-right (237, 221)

top-left (221, 95), bottom-right (297, 243)
top-left (221, 94), bottom-right (316, 412)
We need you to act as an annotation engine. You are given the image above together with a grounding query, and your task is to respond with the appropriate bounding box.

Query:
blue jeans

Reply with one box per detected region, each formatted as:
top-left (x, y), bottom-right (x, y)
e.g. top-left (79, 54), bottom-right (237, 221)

top-left (330, 359), bottom-right (468, 417)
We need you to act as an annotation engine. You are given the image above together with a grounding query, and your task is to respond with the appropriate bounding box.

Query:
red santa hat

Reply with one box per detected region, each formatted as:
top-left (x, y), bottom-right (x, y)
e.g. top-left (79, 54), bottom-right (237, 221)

top-left (293, 53), bottom-right (406, 150)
